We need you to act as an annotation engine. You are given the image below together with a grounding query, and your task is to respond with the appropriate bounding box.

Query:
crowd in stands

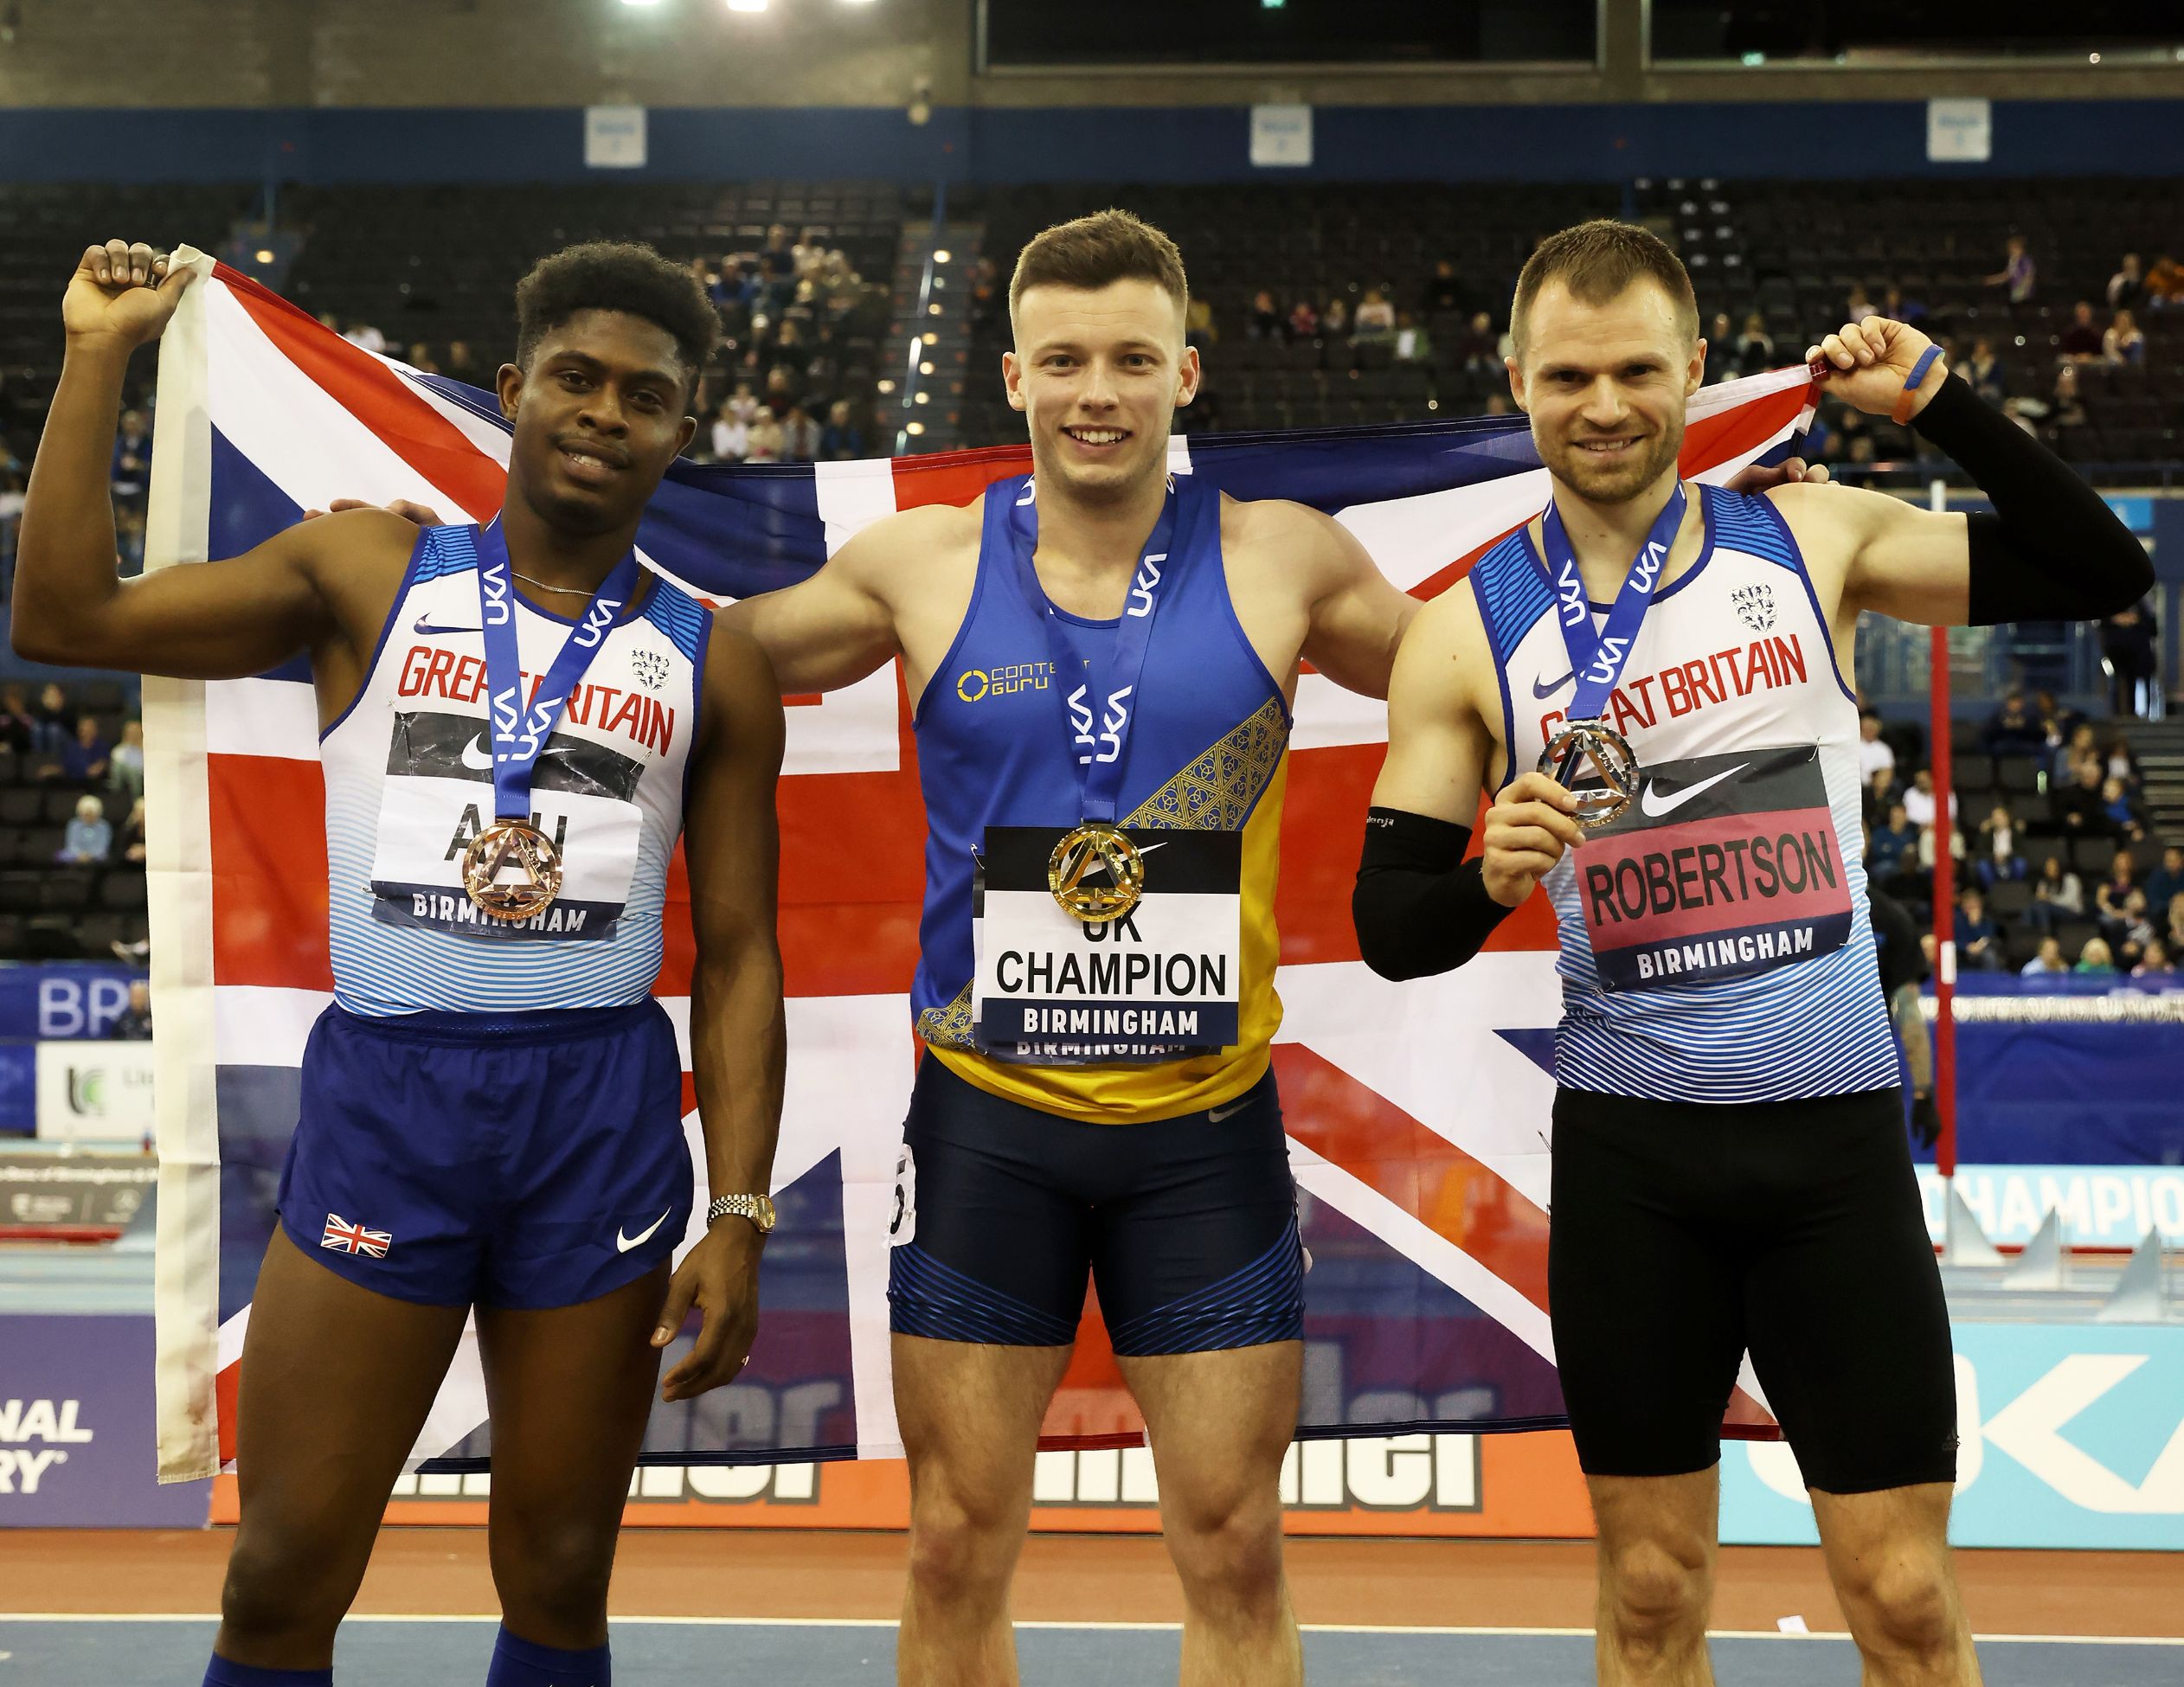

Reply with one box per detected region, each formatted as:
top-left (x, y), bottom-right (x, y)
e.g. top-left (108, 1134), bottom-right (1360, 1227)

top-left (0, 677), bottom-right (148, 963)
top-left (1860, 689), bottom-right (2182, 981)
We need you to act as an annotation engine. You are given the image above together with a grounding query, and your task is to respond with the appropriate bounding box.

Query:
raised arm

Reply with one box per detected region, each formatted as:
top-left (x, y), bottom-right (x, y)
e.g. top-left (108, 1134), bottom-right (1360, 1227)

top-left (1780, 316), bottom-right (2152, 630)
top-left (13, 241), bottom-right (405, 679)
top-left (1353, 586), bottom-right (1582, 979)
top-left (652, 622), bottom-right (787, 1402)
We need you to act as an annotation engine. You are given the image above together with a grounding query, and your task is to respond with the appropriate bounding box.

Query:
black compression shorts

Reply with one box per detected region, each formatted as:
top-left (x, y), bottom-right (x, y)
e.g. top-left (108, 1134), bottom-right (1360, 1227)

top-left (1548, 1085), bottom-right (1956, 1494)
top-left (886, 1056), bottom-right (1303, 1355)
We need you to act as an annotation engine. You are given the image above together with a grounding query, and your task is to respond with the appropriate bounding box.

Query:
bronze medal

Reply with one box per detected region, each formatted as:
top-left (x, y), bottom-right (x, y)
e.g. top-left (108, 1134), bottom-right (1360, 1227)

top-left (1047, 824), bottom-right (1146, 923)
top-left (461, 818), bottom-right (563, 921)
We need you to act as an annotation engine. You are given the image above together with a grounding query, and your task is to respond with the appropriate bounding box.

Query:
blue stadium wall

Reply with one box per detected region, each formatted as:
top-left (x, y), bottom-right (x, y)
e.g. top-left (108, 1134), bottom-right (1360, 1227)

top-left (3, 99), bottom-right (2184, 185)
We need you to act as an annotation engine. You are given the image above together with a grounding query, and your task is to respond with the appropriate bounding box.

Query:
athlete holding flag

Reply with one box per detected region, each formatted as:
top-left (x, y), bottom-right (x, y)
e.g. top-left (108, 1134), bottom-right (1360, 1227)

top-left (13, 239), bottom-right (787, 1687)
top-left (1355, 221), bottom-right (2149, 1687)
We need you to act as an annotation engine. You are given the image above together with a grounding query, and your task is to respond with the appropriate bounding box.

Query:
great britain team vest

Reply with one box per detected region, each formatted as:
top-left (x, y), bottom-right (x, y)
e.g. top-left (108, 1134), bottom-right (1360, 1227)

top-left (1470, 483), bottom-right (1899, 1103)
top-left (318, 521), bottom-right (709, 1017)
top-left (911, 474), bottom-right (1290, 1124)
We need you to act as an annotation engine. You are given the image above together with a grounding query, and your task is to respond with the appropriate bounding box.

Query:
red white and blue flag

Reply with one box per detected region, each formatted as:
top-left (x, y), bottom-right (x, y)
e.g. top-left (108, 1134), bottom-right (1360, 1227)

top-left (145, 250), bottom-right (1816, 1480)
top-left (319, 1214), bottom-right (394, 1259)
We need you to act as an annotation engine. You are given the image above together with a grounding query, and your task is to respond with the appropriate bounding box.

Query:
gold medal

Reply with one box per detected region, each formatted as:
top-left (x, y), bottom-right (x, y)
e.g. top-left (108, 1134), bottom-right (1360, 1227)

top-left (461, 818), bottom-right (564, 921)
top-left (1538, 721), bottom-right (1641, 830)
top-left (1047, 824), bottom-right (1145, 923)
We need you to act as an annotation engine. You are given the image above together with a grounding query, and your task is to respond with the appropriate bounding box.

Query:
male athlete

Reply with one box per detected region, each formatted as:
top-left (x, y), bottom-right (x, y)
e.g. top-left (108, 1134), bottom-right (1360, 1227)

top-left (1355, 221), bottom-right (2150, 1687)
top-left (14, 240), bottom-right (787, 1687)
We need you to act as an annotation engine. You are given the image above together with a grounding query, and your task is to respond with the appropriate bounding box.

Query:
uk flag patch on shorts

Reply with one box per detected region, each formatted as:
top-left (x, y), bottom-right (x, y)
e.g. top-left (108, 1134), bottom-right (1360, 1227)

top-left (322, 1213), bottom-right (394, 1258)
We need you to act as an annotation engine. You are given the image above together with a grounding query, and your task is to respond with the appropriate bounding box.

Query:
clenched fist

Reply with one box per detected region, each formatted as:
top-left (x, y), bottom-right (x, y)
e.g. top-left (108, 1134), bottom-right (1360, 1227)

top-left (64, 241), bottom-right (193, 353)
top-left (1805, 315), bottom-right (1943, 422)
top-left (1481, 770), bottom-right (1585, 908)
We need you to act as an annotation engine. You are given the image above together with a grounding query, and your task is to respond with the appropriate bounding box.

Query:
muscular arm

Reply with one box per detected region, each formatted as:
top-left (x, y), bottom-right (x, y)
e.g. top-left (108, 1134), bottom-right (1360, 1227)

top-left (1291, 504), bottom-right (1420, 701)
top-left (14, 242), bottom-right (406, 679)
top-left (1368, 585), bottom-right (1495, 824)
top-left (658, 624), bottom-right (787, 1402)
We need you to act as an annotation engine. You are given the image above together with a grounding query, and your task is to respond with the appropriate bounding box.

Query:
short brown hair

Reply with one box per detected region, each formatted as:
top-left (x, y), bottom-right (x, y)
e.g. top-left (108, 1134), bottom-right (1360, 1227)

top-left (1510, 220), bottom-right (1699, 356)
top-left (1009, 208), bottom-right (1189, 327)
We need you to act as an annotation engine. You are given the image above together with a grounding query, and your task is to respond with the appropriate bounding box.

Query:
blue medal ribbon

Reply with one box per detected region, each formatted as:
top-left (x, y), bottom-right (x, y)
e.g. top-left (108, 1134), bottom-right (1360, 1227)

top-left (471, 520), bottom-right (645, 823)
top-left (1004, 475), bottom-right (1183, 824)
top-left (1541, 481), bottom-right (1688, 726)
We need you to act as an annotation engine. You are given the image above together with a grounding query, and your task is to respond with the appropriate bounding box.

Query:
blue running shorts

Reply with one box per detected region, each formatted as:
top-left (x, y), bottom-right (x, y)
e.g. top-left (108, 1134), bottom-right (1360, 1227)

top-left (277, 1000), bottom-right (691, 1310)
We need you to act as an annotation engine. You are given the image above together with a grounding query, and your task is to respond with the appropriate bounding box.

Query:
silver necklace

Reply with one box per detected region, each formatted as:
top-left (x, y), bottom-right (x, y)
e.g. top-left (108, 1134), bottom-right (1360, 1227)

top-left (511, 570), bottom-right (594, 597)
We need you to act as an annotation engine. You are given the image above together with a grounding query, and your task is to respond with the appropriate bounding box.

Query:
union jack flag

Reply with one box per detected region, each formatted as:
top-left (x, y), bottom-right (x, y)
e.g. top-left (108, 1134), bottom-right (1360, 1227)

top-left (320, 1214), bottom-right (393, 1259)
top-left (142, 248), bottom-right (1816, 1481)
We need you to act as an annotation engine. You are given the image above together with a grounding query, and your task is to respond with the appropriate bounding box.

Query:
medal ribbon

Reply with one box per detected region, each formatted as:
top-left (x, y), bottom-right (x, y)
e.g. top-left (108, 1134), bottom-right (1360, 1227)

top-left (470, 521), bottom-right (645, 823)
top-left (1004, 475), bottom-right (1183, 824)
top-left (1540, 481), bottom-right (1687, 726)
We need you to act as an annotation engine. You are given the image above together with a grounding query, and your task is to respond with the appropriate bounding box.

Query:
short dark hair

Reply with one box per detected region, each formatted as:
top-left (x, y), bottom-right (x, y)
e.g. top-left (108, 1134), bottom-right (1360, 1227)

top-left (513, 241), bottom-right (719, 396)
top-left (1511, 219), bottom-right (1699, 356)
top-left (1009, 209), bottom-right (1188, 326)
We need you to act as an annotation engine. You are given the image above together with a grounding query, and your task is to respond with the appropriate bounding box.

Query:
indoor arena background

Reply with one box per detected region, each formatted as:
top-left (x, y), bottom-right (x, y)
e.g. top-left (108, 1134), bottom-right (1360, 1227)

top-left (1, 3), bottom-right (2180, 1682)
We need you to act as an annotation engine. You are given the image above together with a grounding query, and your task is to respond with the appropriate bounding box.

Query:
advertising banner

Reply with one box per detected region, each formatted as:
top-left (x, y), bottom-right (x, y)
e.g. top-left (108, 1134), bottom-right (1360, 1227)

top-left (1722, 1322), bottom-right (2184, 1550)
top-left (0, 964), bottom-right (145, 1042)
top-left (0, 1150), bottom-right (156, 1233)
top-left (0, 1315), bottom-right (211, 1528)
top-left (1918, 1165), bottom-right (2184, 1249)
top-left (35, 1041), bottom-right (157, 1142)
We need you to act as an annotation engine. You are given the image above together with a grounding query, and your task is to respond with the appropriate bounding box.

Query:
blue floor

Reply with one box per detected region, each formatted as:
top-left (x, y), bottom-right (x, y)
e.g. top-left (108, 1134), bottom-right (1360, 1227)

top-left (1, 1620), bottom-right (2176, 1686)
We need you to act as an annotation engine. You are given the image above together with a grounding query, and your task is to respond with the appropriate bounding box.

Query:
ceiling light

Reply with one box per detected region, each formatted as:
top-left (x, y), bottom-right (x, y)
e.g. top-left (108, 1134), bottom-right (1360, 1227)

top-left (933, 250), bottom-right (952, 263)
top-left (727, 0), bottom-right (768, 11)
top-left (907, 421), bottom-right (926, 435)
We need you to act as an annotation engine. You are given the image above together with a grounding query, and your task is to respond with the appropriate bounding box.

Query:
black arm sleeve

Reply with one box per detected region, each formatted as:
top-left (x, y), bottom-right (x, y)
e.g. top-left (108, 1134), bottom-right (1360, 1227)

top-left (1909, 375), bottom-right (2154, 625)
top-left (1352, 806), bottom-right (1515, 982)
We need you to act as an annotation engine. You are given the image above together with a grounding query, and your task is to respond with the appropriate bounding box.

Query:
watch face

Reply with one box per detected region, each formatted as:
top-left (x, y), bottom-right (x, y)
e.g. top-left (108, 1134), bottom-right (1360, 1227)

top-left (755, 1195), bottom-right (779, 1233)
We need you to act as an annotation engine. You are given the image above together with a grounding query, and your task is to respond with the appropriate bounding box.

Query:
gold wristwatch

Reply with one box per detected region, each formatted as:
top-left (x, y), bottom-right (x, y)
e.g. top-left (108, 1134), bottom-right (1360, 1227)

top-left (706, 1193), bottom-right (777, 1235)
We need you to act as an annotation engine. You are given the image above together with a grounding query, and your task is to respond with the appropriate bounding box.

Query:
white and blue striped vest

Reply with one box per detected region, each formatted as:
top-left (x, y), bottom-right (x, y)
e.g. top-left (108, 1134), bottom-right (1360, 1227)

top-left (318, 524), bottom-right (709, 1017)
top-left (1471, 484), bottom-right (1899, 1104)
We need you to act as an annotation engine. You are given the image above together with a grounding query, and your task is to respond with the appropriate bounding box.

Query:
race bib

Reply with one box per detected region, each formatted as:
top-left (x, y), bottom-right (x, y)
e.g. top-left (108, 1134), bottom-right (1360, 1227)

top-left (971, 825), bottom-right (1242, 1063)
top-left (1573, 745), bottom-right (1853, 991)
top-left (367, 710), bottom-right (643, 941)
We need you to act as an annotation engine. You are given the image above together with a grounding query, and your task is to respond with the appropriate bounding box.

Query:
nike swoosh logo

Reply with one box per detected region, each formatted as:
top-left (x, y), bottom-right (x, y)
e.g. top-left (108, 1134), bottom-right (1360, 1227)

top-left (1532, 671), bottom-right (1575, 700)
top-left (414, 617), bottom-right (483, 636)
top-left (1209, 1101), bottom-right (1249, 1123)
top-left (459, 734), bottom-right (495, 773)
top-left (1638, 762), bottom-right (1749, 819)
top-left (616, 1210), bottom-right (670, 1254)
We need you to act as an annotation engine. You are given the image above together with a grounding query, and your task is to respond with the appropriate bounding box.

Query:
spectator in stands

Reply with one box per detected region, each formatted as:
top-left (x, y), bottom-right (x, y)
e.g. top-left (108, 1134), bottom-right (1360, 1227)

top-left (2104, 309), bottom-right (2146, 366)
top-left (745, 407), bottom-right (784, 464)
top-left (31, 682), bottom-right (68, 755)
top-left (444, 341), bottom-right (480, 384)
top-left (2021, 935), bottom-right (2070, 977)
top-left (1288, 298), bottom-right (1320, 340)
top-left (2059, 301), bottom-right (2104, 362)
top-left (1185, 292), bottom-right (1216, 350)
top-left (1985, 234), bottom-right (2036, 304)
top-left (55, 715), bottom-right (109, 784)
top-left (2056, 758), bottom-right (2109, 834)
top-left (710, 404), bottom-right (748, 465)
top-left (2046, 362), bottom-right (2088, 431)
top-left (115, 795), bottom-right (145, 865)
top-left (2102, 776), bottom-right (2147, 844)
top-left (2109, 253), bottom-right (2145, 312)
top-left (107, 978), bottom-right (152, 1040)
top-left (1975, 803), bottom-right (2026, 887)
top-left (1248, 290), bottom-right (1282, 340)
top-left (1320, 297), bottom-right (1350, 338)
top-left (1392, 312), bottom-right (1432, 365)
top-left (820, 399), bottom-right (865, 462)
top-left (2145, 255), bottom-right (2184, 308)
top-left (1845, 285), bottom-right (1875, 324)
top-left (108, 718), bottom-right (144, 802)
top-left (2169, 892), bottom-right (2184, 955)
top-left (1901, 767), bottom-right (1955, 831)
top-left (340, 320), bottom-right (387, 355)
top-left (0, 683), bottom-right (34, 754)
top-left (1870, 801), bottom-right (1919, 889)
top-left (1456, 311), bottom-right (1500, 380)
top-left (1423, 260), bottom-right (1464, 315)
top-left (2144, 844), bottom-right (2184, 916)
top-left (2034, 689), bottom-right (2084, 752)
top-left (780, 402), bottom-right (822, 464)
top-left (2075, 937), bottom-right (2118, 975)
top-left (2054, 720), bottom-right (2099, 784)
top-left (2102, 597), bottom-right (2159, 718)
top-left (404, 342), bottom-right (439, 375)
top-left (1879, 284), bottom-right (1925, 327)
top-left (1857, 712), bottom-right (1897, 785)
top-left (1734, 313), bottom-right (1774, 378)
top-left (2136, 937), bottom-right (2175, 978)
top-left (1352, 288), bottom-right (1396, 343)
top-left (2104, 734), bottom-right (2141, 789)
top-left (725, 379), bottom-right (759, 427)
top-left (1864, 767), bottom-right (1899, 830)
top-left (111, 409), bottom-right (151, 510)
top-left (2029, 854), bottom-right (2086, 933)
top-left (60, 793), bottom-right (110, 863)
top-left (1916, 822), bottom-right (1964, 901)
top-left (1981, 690), bottom-right (2044, 756)
top-left (2097, 854), bottom-right (2141, 935)
top-left (1962, 337), bottom-right (2005, 406)
top-left (1953, 889), bottom-right (2006, 972)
